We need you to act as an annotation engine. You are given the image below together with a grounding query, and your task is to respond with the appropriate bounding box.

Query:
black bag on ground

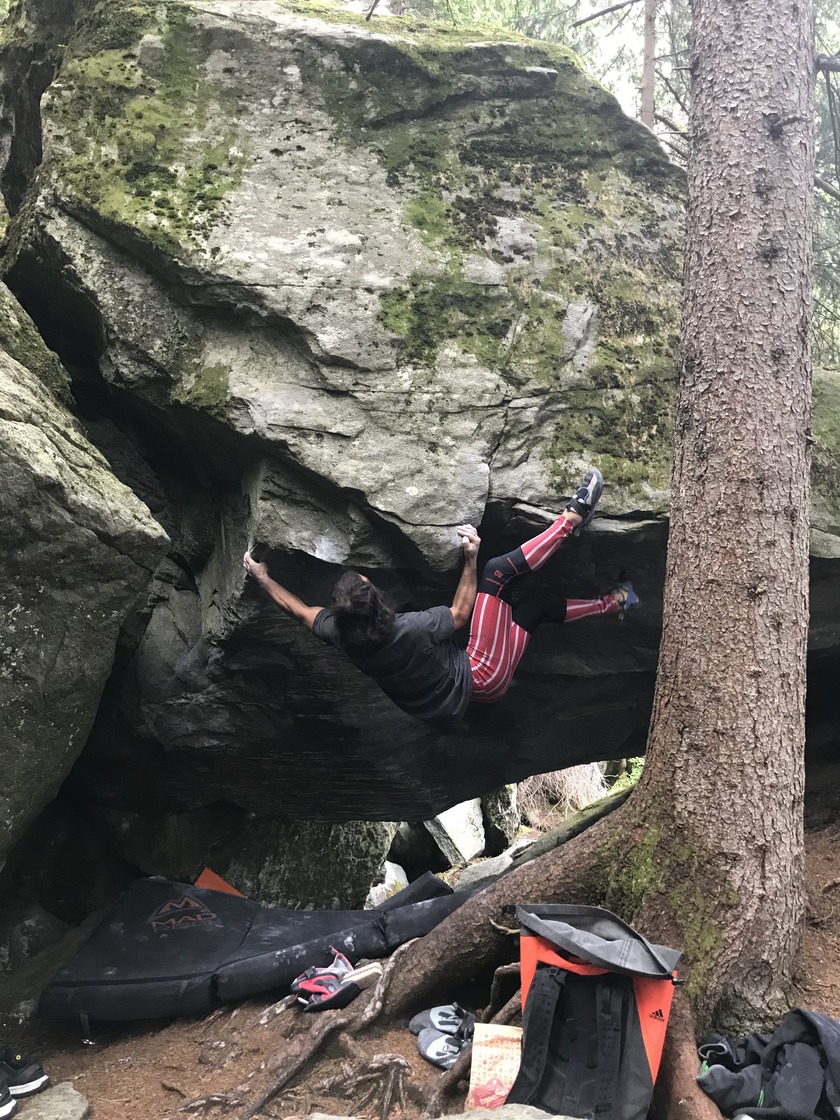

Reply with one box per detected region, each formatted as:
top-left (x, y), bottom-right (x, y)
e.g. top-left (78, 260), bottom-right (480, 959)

top-left (505, 903), bottom-right (682, 1120)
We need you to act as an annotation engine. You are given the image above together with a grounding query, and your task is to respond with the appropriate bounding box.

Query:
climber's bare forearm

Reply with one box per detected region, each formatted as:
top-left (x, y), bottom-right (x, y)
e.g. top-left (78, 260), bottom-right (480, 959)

top-left (262, 578), bottom-right (322, 630)
top-left (451, 557), bottom-right (478, 629)
top-left (243, 551), bottom-right (322, 629)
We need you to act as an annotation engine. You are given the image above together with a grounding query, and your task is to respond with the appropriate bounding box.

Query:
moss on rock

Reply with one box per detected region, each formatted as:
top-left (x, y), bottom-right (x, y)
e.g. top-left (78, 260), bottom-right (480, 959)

top-left (0, 282), bottom-right (71, 403)
top-left (267, 3), bottom-right (683, 486)
top-left (12, 0), bottom-right (684, 498)
top-left (172, 359), bottom-right (231, 418)
top-left (42, 0), bottom-right (248, 257)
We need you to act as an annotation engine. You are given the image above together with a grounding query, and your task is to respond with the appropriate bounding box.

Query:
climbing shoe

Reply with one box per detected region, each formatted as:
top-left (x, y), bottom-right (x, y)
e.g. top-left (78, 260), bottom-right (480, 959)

top-left (416, 1015), bottom-right (474, 1070)
top-left (409, 1003), bottom-right (475, 1037)
top-left (0, 1049), bottom-right (48, 1099)
top-left (566, 467), bottom-right (603, 530)
top-left (290, 947), bottom-right (352, 996)
top-left (611, 581), bottom-right (639, 620)
top-left (297, 973), bottom-right (363, 1012)
top-left (290, 950), bottom-right (382, 1012)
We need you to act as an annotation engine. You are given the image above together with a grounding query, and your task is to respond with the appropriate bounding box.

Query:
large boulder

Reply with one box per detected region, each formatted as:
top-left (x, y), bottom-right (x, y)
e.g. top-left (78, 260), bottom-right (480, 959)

top-left (0, 323), bottom-right (168, 867)
top-left (0, 0), bottom-right (837, 840)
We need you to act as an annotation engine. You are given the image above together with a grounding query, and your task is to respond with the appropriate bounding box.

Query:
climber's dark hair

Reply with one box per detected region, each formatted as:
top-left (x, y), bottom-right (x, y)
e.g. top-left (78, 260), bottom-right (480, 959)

top-left (330, 572), bottom-right (395, 651)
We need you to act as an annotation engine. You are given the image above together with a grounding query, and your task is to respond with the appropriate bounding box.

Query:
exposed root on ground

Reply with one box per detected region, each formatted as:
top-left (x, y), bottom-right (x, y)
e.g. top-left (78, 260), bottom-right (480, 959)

top-left (484, 963), bottom-right (520, 1021)
top-left (241, 1012), bottom-right (348, 1119)
top-left (319, 1053), bottom-right (412, 1120)
top-left (651, 990), bottom-right (724, 1120)
top-left (205, 940), bottom-right (421, 1119)
top-left (181, 1089), bottom-right (247, 1113)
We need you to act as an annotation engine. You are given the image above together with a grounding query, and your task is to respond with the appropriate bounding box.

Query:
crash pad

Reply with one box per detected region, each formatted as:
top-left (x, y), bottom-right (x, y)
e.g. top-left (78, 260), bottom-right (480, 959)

top-left (39, 872), bottom-right (463, 1022)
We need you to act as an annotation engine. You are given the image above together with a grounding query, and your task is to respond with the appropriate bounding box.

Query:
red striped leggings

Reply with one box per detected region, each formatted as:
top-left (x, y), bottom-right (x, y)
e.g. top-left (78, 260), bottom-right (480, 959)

top-left (467, 513), bottom-right (618, 702)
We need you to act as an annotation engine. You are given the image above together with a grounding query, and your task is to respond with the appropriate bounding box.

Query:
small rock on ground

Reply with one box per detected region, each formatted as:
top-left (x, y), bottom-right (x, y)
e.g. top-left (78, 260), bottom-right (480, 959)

top-left (18, 1083), bottom-right (90, 1119)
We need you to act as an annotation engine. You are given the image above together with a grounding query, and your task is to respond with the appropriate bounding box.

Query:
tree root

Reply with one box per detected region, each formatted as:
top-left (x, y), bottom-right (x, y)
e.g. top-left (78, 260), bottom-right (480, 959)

top-left (381, 809), bottom-right (622, 1018)
top-left (356, 940), bottom-right (419, 1032)
top-left (319, 1052), bottom-right (412, 1120)
top-left (484, 962), bottom-right (520, 1021)
top-left (233, 939), bottom-right (420, 1119)
top-left (181, 1090), bottom-right (247, 1113)
top-left (651, 990), bottom-right (725, 1120)
top-left (486, 989), bottom-right (521, 1026)
top-left (239, 1008), bottom-right (355, 1119)
top-left (508, 786), bottom-right (633, 873)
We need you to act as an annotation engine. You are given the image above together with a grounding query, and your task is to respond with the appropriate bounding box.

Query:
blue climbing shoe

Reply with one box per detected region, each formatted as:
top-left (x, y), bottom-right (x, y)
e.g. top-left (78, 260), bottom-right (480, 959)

top-left (612, 581), bottom-right (639, 619)
top-left (566, 467), bottom-right (603, 530)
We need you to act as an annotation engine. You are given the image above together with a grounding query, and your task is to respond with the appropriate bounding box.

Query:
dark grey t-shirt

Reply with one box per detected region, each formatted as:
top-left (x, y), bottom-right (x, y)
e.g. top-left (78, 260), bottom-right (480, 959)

top-left (311, 605), bottom-right (473, 731)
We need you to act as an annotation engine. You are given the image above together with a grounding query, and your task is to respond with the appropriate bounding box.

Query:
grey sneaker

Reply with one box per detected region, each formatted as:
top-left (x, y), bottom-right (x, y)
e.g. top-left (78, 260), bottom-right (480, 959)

top-left (566, 467), bottom-right (603, 529)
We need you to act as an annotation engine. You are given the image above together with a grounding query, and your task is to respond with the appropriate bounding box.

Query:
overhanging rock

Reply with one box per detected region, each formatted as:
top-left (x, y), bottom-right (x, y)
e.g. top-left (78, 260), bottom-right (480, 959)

top-left (0, 0), bottom-right (838, 838)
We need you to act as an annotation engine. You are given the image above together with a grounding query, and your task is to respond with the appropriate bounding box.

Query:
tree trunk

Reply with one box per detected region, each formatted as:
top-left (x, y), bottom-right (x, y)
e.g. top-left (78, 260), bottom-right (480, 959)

top-left (641, 0), bottom-right (657, 127)
top-left (627, 0), bottom-right (816, 1031)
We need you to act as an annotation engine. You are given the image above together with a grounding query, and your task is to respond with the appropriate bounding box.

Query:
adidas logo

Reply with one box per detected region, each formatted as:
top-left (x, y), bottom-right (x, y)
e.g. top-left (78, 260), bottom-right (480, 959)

top-left (649, 1009), bottom-right (665, 1022)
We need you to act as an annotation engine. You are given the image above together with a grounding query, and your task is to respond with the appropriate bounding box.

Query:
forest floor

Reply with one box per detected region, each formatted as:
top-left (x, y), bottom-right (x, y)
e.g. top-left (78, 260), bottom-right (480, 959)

top-left (7, 819), bottom-right (840, 1120)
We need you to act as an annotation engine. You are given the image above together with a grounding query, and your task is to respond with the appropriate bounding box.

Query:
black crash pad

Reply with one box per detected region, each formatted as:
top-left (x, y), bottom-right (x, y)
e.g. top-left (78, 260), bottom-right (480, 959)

top-left (39, 872), bottom-right (464, 1022)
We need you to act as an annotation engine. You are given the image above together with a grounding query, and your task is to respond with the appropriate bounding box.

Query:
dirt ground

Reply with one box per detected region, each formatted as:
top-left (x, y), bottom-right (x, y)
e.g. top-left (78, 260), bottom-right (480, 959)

top-left (7, 823), bottom-right (840, 1120)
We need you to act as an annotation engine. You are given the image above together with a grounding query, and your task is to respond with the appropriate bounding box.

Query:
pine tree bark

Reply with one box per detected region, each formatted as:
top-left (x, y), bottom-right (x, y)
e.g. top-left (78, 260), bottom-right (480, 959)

top-left (628, 0), bottom-right (816, 1030)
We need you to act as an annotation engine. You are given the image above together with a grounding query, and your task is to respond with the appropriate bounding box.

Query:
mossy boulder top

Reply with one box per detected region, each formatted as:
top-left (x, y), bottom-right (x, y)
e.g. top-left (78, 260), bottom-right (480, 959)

top-left (13, 0), bottom-right (691, 568)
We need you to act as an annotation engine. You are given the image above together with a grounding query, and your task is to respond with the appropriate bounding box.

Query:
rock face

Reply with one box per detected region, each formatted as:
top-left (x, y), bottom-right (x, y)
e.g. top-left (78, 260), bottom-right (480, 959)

top-left (97, 808), bottom-right (398, 908)
top-left (0, 0), bottom-right (838, 880)
top-left (0, 0), bottom-right (693, 833)
top-left (424, 799), bottom-right (486, 864)
top-left (0, 322), bottom-right (168, 866)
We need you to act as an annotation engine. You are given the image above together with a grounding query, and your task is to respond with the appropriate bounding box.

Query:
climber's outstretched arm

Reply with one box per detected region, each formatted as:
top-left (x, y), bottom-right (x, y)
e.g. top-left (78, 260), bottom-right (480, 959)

top-left (243, 552), bottom-right (323, 630)
top-left (450, 524), bottom-right (480, 629)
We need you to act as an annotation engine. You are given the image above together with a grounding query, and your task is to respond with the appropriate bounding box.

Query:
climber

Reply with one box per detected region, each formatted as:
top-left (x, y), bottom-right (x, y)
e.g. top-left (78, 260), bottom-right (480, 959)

top-left (242, 468), bottom-right (637, 731)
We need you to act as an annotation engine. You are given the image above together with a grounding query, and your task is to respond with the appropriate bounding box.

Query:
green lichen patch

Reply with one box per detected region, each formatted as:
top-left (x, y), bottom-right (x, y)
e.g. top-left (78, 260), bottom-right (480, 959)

top-left (604, 821), bottom-right (664, 918)
top-left (381, 268), bottom-right (512, 367)
top-left (172, 357), bottom-right (231, 418)
top-left (42, 1), bottom-right (248, 257)
top-left (0, 282), bottom-right (71, 403)
top-left (603, 814), bottom-right (742, 1006)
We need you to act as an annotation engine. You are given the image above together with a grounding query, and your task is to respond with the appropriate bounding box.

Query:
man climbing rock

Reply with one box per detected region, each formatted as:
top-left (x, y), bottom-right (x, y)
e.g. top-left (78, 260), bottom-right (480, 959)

top-left (243, 468), bottom-right (636, 730)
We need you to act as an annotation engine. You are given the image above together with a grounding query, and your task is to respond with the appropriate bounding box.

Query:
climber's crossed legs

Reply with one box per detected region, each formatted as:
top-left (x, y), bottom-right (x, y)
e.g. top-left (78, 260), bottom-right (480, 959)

top-left (466, 469), bottom-right (636, 702)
